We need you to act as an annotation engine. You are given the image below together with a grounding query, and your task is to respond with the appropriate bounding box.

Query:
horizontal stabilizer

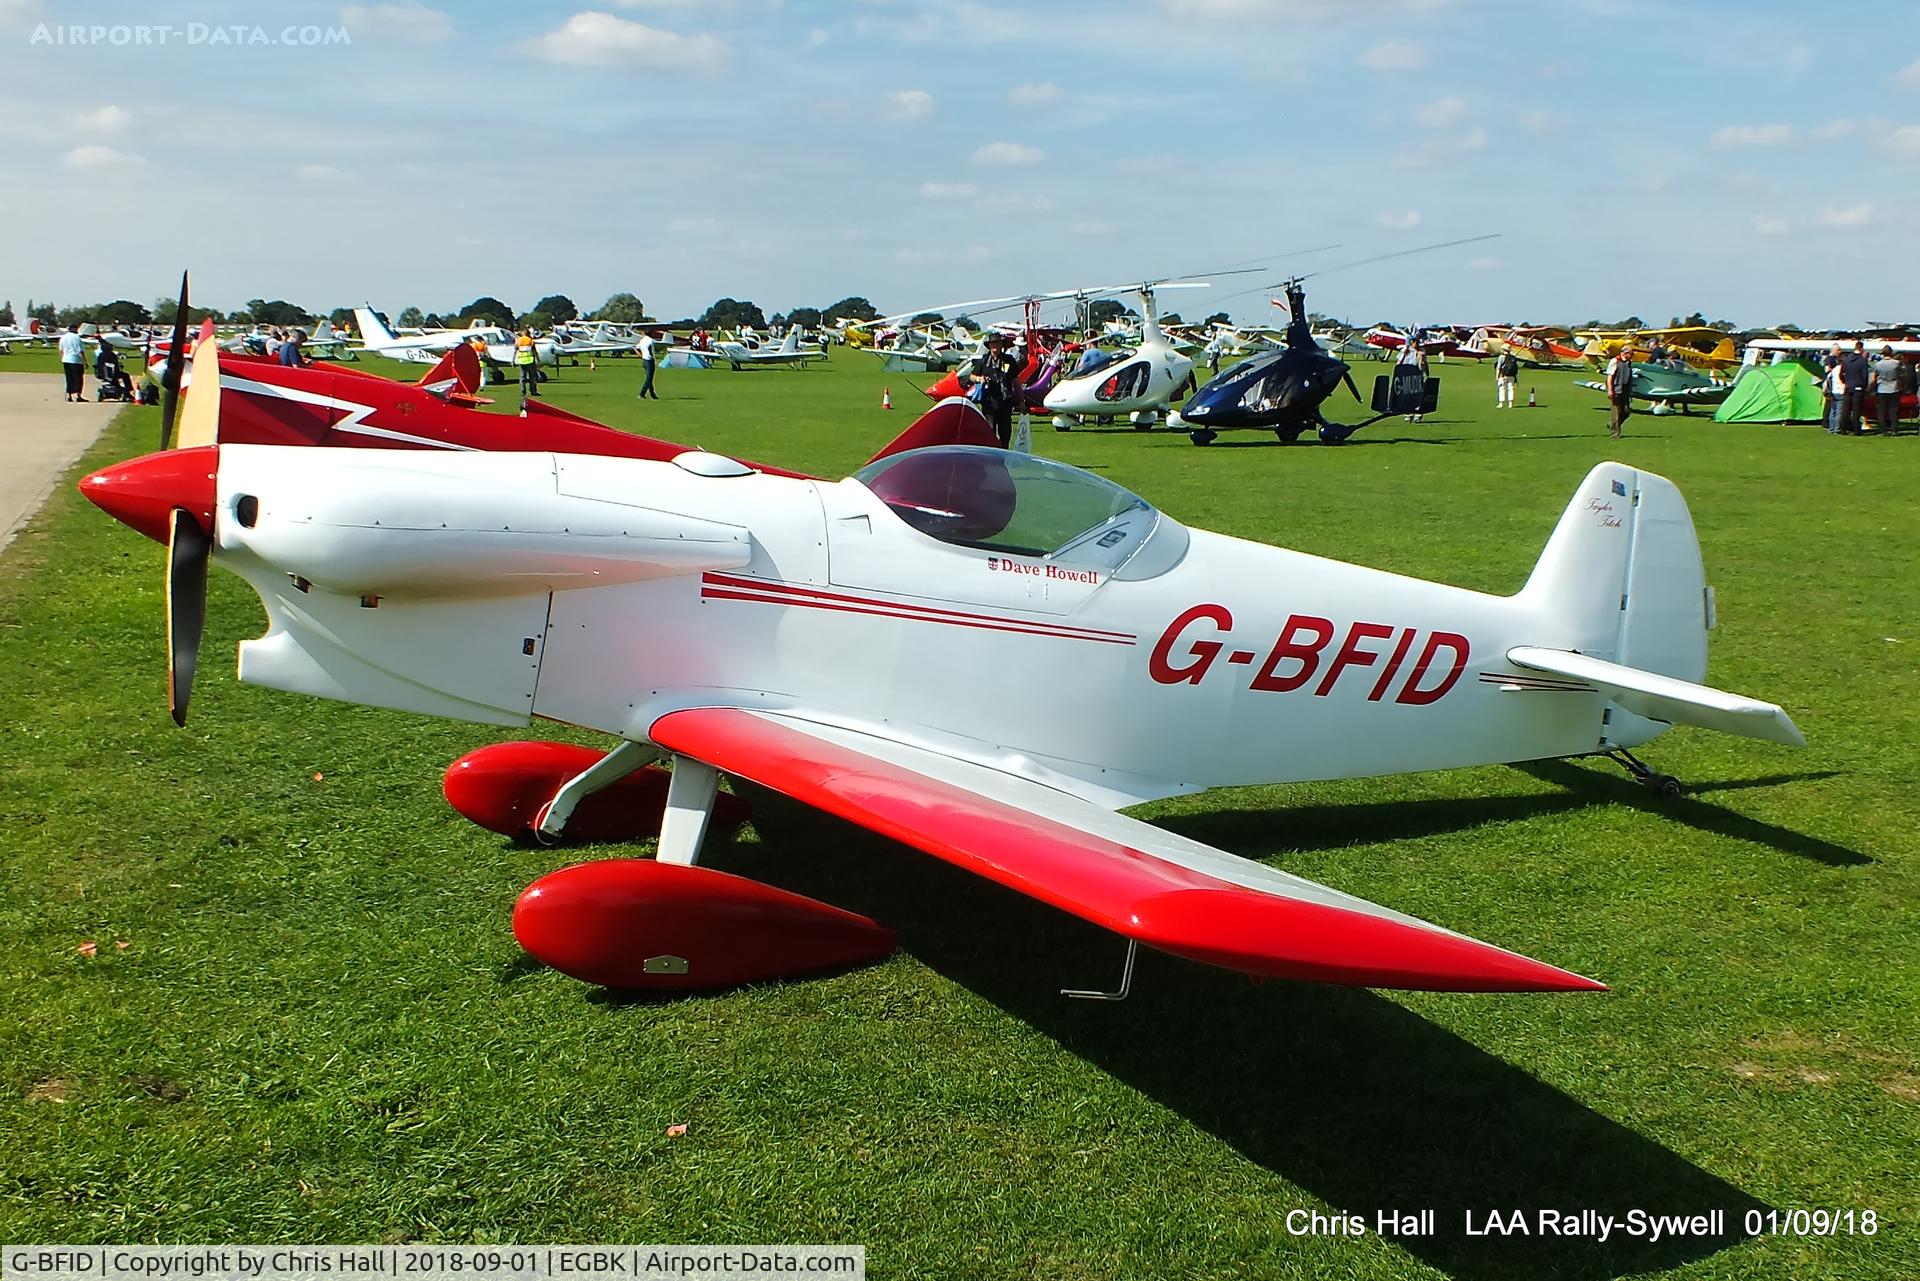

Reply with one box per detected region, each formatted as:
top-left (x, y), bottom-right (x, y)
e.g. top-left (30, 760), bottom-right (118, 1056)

top-left (1507, 646), bottom-right (1804, 746)
top-left (649, 706), bottom-right (1606, 993)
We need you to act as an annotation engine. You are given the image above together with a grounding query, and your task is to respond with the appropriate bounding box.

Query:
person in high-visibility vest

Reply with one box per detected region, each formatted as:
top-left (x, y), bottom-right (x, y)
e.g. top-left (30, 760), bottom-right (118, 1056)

top-left (514, 328), bottom-right (539, 399)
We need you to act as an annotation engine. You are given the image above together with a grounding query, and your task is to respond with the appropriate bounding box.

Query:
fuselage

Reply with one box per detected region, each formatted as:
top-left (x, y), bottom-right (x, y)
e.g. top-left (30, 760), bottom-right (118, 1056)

top-left (209, 445), bottom-right (1630, 806)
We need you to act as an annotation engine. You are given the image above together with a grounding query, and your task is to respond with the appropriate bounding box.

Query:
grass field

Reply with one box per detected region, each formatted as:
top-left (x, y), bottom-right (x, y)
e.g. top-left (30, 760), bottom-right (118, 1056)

top-left (1, 341), bottom-right (1915, 1280)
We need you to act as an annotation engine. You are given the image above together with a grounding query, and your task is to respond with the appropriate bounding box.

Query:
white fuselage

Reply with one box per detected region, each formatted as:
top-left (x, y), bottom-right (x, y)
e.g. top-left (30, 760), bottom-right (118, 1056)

top-left (211, 446), bottom-right (1649, 807)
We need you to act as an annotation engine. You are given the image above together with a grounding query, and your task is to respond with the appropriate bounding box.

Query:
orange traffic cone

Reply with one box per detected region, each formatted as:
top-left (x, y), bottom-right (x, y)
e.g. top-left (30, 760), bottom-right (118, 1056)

top-left (882, 387), bottom-right (892, 410)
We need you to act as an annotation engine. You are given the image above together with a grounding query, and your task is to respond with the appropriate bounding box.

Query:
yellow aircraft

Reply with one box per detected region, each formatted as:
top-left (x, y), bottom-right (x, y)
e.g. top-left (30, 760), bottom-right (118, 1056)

top-left (1577, 326), bottom-right (1738, 373)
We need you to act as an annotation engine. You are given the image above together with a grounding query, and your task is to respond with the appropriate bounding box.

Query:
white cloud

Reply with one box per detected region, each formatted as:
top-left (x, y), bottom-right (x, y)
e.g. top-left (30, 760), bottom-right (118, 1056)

top-left (885, 89), bottom-right (934, 120)
top-left (1710, 123), bottom-right (1793, 148)
top-left (1814, 119), bottom-right (1856, 140)
top-left (1817, 203), bottom-right (1873, 228)
top-left (74, 104), bottom-right (130, 133)
top-left (1070, 219), bottom-right (1115, 236)
top-left (976, 193), bottom-right (1053, 213)
top-left (341, 2), bottom-right (453, 42)
top-left (1519, 109), bottom-right (1553, 135)
top-left (61, 144), bottom-right (144, 173)
top-left (1897, 59), bottom-right (1920, 88)
top-left (1375, 209), bottom-right (1422, 229)
top-left (1752, 216), bottom-right (1791, 236)
top-left (963, 244), bottom-right (991, 263)
top-left (1413, 95), bottom-right (1467, 128)
top-left (1467, 256), bottom-right (1500, 270)
top-left (917, 180), bottom-right (976, 199)
top-left (294, 163), bottom-right (343, 181)
top-left (521, 12), bottom-right (731, 72)
top-left (1359, 41), bottom-right (1426, 72)
top-left (668, 217), bottom-right (722, 234)
top-left (970, 140), bottom-right (1044, 166)
top-left (1008, 82), bottom-right (1063, 105)
top-left (1884, 125), bottom-right (1920, 159)
top-left (1392, 127), bottom-right (1485, 168)
top-left (804, 27), bottom-right (826, 49)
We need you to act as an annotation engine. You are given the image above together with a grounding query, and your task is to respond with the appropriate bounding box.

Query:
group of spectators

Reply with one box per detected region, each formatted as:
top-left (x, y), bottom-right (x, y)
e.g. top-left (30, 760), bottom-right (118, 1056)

top-left (1823, 341), bottom-right (1914, 436)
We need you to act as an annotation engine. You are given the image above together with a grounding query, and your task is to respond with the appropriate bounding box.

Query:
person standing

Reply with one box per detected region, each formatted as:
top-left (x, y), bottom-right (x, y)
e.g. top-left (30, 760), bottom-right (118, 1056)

top-left (1400, 335), bottom-right (1430, 422)
top-left (58, 323), bottom-right (86, 402)
top-left (636, 329), bottom-right (660, 400)
top-left (514, 328), bottom-right (539, 399)
top-left (1871, 344), bottom-right (1903, 437)
top-left (1203, 330), bottom-right (1224, 378)
top-left (1822, 354), bottom-right (1846, 434)
top-left (1605, 344), bottom-right (1636, 439)
top-left (964, 331), bottom-right (1020, 448)
top-left (1495, 348), bottom-right (1519, 409)
top-left (1837, 340), bottom-right (1870, 435)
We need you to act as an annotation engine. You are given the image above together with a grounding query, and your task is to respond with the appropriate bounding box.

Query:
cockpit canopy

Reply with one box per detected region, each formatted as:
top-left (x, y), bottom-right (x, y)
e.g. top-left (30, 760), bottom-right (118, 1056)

top-left (852, 446), bottom-right (1163, 570)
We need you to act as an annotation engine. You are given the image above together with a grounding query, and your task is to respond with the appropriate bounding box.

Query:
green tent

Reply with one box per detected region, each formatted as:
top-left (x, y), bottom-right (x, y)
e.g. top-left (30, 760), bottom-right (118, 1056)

top-left (1713, 363), bottom-right (1825, 423)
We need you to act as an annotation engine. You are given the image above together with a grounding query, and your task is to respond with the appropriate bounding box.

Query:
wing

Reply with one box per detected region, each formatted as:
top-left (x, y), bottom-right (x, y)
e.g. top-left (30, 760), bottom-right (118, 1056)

top-left (648, 707), bottom-right (1605, 993)
top-left (1507, 646), bottom-right (1803, 746)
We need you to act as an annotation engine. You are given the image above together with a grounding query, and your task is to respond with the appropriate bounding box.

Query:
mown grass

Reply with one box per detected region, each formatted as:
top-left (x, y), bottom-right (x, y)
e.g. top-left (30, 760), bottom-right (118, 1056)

top-left (0, 342), bottom-right (1915, 1279)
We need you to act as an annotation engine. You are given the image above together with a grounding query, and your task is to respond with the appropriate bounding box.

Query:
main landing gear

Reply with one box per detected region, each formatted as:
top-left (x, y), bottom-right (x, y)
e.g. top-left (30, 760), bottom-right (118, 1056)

top-left (1604, 747), bottom-right (1684, 797)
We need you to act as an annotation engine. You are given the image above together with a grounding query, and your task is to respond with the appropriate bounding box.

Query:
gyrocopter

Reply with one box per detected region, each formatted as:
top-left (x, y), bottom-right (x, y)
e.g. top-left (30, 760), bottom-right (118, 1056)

top-left (79, 284), bottom-right (1803, 1001)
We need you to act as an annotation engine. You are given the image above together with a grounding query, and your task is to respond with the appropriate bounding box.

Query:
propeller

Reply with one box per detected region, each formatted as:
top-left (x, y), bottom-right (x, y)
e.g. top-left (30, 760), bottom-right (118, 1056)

top-left (165, 505), bottom-right (210, 725)
top-left (145, 268), bottom-right (219, 724)
top-left (159, 269), bottom-right (189, 450)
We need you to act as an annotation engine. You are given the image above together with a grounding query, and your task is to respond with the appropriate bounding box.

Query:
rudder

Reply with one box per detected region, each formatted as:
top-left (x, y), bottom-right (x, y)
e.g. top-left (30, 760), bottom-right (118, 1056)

top-left (1518, 462), bottom-right (1709, 684)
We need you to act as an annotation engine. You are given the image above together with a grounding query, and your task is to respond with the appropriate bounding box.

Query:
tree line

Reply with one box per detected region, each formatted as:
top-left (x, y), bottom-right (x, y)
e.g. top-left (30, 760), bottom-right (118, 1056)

top-left (8, 292), bottom-right (888, 334)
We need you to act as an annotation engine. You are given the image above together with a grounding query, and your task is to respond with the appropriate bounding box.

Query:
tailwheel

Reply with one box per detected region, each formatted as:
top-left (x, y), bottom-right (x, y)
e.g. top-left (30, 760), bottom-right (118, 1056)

top-left (1605, 748), bottom-right (1684, 797)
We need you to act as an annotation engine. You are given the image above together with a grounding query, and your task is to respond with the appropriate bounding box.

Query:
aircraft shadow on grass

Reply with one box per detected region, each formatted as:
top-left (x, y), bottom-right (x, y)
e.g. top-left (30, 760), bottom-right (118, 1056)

top-left (1508, 761), bottom-right (1864, 868)
top-left (1198, 434), bottom-right (1455, 448)
top-left (668, 790), bottom-right (1774, 1281)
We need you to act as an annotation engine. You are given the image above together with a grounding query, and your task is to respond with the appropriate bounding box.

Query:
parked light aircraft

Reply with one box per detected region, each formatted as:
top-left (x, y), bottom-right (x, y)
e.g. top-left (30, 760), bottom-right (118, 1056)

top-left (1575, 361), bottom-right (1733, 413)
top-left (354, 306), bottom-right (558, 369)
top-left (1044, 282), bottom-right (1206, 429)
top-left (1578, 327), bottom-right (1737, 374)
top-left (75, 316), bottom-right (1803, 998)
top-left (708, 328), bottom-right (826, 369)
top-left (1171, 280), bottom-right (1421, 445)
top-left (1741, 335), bottom-right (1920, 365)
top-left (1478, 325), bottom-right (1584, 369)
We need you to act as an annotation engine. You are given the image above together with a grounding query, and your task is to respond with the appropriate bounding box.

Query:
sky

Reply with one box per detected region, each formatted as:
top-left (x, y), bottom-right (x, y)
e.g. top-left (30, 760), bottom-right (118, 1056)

top-left (1, 0), bottom-right (1916, 329)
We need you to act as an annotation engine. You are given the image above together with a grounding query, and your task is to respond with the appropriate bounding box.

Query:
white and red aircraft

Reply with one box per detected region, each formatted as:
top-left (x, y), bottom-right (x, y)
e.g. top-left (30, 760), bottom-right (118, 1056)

top-left (78, 343), bottom-right (1803, 998)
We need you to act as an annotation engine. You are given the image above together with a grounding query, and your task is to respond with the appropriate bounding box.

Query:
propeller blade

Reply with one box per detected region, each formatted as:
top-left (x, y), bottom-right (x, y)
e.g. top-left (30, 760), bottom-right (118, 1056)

top-left (159, 270), bottom-right (189, 450)
top-left (165, 506), bottom-right (210, 726)
top-left (1343, 368), bottom-right (1362, 403)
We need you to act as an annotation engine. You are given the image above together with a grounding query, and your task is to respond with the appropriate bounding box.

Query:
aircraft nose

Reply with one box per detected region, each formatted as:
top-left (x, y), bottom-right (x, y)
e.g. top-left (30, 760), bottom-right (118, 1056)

top-left (79, 445), bottom-right (219, 544)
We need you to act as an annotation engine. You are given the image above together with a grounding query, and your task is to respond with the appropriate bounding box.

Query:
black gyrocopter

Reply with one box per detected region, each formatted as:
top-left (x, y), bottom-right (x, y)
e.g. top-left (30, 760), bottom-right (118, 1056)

top-left (1168, 234), bottom-right (1499, 446)
top-left (1170, 279), bottom-right (1437, 446)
